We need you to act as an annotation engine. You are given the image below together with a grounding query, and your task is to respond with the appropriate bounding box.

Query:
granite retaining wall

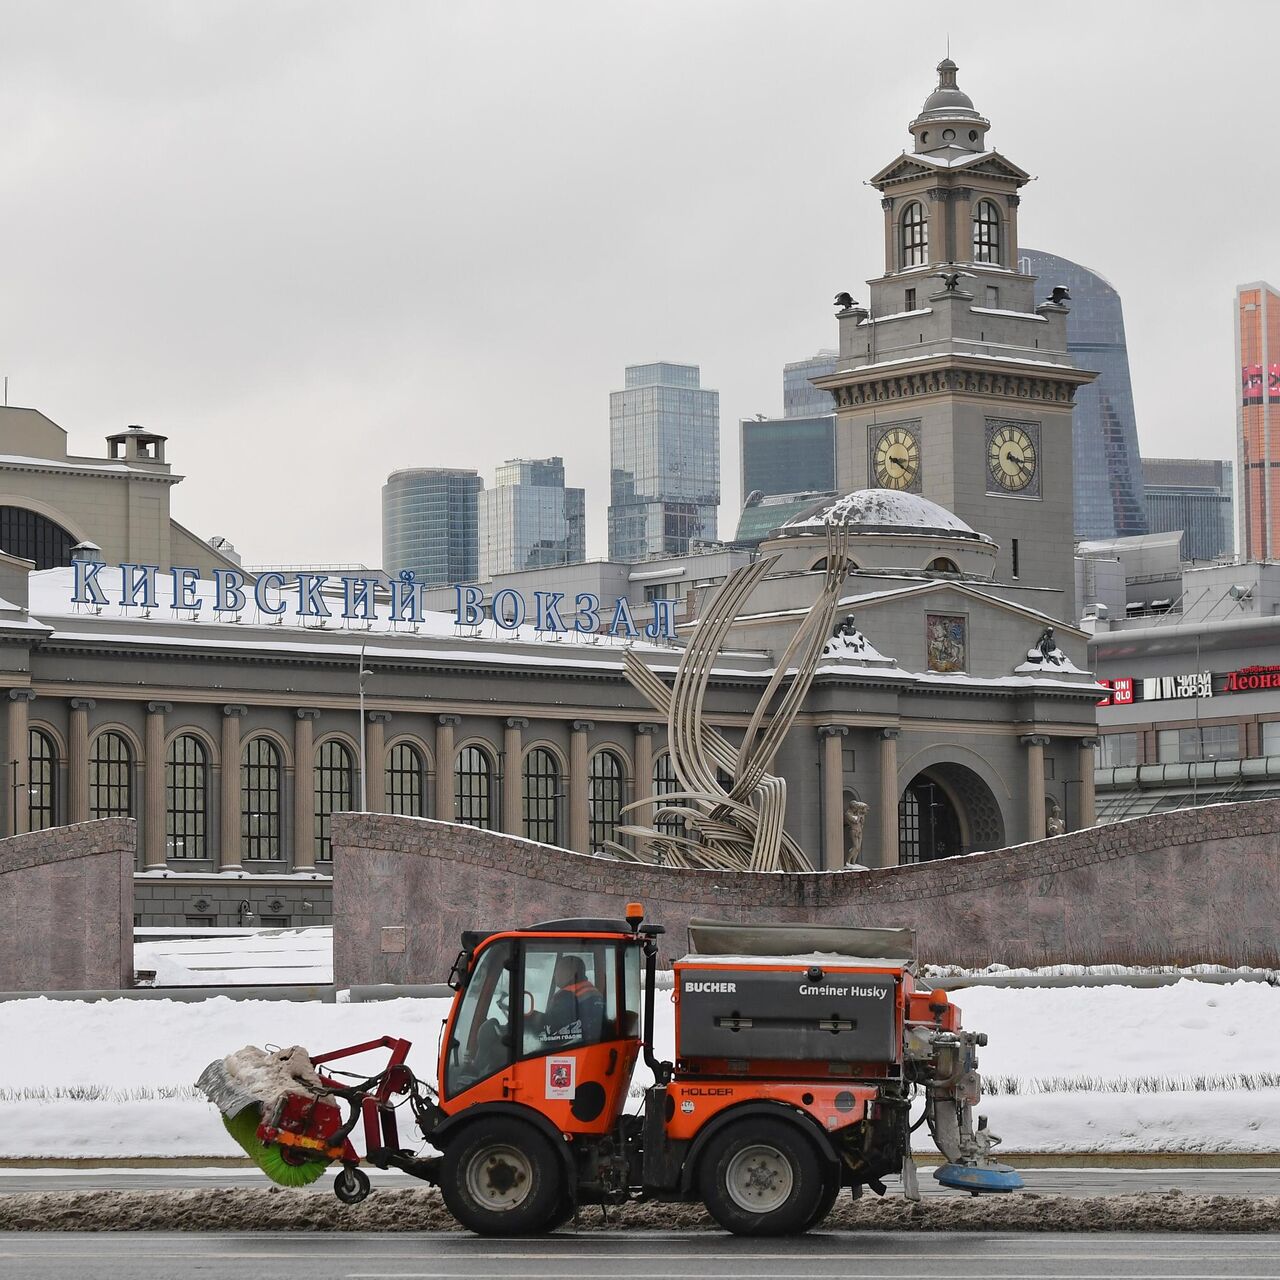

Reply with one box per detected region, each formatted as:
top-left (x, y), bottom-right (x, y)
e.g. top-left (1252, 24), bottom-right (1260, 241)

top-left (331, 800), bottom-right (1280, 986)
top-left (0, 818), bottom-right (136, 991)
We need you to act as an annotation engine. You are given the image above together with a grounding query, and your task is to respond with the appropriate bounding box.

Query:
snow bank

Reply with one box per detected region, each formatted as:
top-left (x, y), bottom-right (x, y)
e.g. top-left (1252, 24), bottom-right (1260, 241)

top-left (0, 981), bottom-right (1276, 1157)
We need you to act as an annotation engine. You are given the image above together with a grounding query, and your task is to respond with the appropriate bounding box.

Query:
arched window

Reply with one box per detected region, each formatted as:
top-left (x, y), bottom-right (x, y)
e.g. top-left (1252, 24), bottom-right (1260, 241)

top-left (900, 202), bottom-right (929, 268)
top-left (588, 750), bottom-right (625, 852)
top-left (973, 199), bottom-right (1001, 264)
top-left (652, 751), bottom-right (682, 838)
top-left (455, 745), bottom-right (494, 830)
top-left (387, 741), bottom-right (427, 817)
top-left (241, 737), bottom-right (282, 860)
top-left (165, 734), bottom-right (207, 859)
top-left (89, 731), bottom-right (132, 819)
top-left (28, 728), bottom-right (56, 831)
top-left (522, 748), bottom-right (561, 845)
top-left (0, 507), bottom-right (75, 570)
top-left (314, 740), bottom-right (355, 862)
top-left (926, 557), bottom-right (959, 574)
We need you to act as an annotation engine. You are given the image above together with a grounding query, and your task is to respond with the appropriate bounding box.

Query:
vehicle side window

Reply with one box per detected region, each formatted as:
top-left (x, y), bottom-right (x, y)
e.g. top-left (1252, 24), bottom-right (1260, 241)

top-left (444, 940), bottom-right (514, 1097)
top-left (521, 941), bottom-right (618, 1056)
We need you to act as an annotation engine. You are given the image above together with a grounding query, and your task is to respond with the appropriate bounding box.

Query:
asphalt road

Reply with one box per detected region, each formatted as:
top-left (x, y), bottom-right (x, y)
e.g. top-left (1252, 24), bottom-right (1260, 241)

top-left (2, 1166), bottom-right (1279, 1197)
top-left (0, 1231), bottom-right (1278, 1280)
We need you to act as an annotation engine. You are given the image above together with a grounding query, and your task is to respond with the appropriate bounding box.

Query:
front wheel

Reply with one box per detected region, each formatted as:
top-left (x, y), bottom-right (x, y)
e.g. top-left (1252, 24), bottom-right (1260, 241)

top-left (440, 1116), bottom-right (567, 1236)
top-left (699, 1116), bottom-right (826, 1236)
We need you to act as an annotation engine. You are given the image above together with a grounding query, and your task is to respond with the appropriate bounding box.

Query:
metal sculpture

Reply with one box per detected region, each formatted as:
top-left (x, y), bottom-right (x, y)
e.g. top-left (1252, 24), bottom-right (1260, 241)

top-left (611, 519), bottom-right (853, 872)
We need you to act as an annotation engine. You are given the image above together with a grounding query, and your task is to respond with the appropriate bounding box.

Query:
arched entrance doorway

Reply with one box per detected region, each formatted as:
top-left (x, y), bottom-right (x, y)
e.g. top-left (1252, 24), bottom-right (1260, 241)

top-left (897, 763), bottom-right (1005, 863)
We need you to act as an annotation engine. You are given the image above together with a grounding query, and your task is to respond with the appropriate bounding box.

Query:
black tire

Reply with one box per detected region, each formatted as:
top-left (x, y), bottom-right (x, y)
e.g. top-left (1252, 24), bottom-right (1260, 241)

top-left (804, 1167), bottom-right (842, 1231)
top-left (334, 1166), bottom-right (371, 1205)
top-left (440, 1116), bottom-right (567, 1236)
top-left (699, 1116), bottom-right (826, 1237)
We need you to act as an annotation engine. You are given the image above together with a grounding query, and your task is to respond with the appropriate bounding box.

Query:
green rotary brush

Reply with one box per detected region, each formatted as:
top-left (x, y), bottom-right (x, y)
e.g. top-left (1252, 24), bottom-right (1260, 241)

top-left (220, 1104), bottom-right (330, 1187)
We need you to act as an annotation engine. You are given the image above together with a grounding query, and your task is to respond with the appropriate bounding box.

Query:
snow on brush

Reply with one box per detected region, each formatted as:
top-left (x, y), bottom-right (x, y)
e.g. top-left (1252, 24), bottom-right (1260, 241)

top-left (0, 982), bottom-right (1277, 1158)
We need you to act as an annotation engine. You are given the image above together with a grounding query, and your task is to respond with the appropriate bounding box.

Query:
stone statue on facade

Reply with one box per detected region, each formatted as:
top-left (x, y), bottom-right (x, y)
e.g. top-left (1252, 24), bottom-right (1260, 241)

top-left (843, 796), bottom-right (869, 866)
top-left (1045, 799), bottom-right (1066, 838)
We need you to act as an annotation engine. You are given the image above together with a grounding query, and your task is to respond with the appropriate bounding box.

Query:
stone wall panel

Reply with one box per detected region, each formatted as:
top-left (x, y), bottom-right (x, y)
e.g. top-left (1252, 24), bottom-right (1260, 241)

top-left (332, 802), bottom-right (1280, 985)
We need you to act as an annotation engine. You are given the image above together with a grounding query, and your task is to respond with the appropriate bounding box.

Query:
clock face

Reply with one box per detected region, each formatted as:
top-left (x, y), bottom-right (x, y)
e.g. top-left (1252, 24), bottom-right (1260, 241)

top-left (988, 423), bottom-right (1037, 492)
top-left (873, 426), bottom-right (921, 491)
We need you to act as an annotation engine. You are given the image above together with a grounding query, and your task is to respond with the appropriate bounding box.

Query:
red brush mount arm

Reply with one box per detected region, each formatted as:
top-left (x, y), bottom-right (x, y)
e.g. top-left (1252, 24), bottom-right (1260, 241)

top-left (310, 1036), bottom-right (419, 1168)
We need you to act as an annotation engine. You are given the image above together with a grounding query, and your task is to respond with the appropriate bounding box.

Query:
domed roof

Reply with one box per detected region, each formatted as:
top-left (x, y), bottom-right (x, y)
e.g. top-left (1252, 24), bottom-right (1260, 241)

top-left (779, 489), bottom-right (991, 542)
top-left (919, 58), bottom-right (979, 116)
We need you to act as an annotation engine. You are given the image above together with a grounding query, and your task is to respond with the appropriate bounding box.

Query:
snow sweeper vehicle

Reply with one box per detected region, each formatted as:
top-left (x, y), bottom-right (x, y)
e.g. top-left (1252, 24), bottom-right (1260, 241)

top-left (197, 908), bottom-right (1021, 1236)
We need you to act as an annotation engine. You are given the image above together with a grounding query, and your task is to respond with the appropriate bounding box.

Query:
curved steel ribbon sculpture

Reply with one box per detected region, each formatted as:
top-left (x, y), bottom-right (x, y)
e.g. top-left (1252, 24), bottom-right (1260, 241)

top-left (612, 519), bottom-right (852, 872)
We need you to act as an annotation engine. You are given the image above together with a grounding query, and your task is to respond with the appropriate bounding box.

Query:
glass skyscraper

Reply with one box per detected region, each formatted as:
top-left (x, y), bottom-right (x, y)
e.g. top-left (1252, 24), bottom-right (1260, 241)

top-left (1236, 282), bottom-right (1280, 560)
top-left (608, 362), bottom-right (719, 561)
top-left (1143, 457), bottom-right (1234, 562)
top-left (382, 467), bottom-right (483, 587)
top-left (782, 350), bottom-right (838, 417)
top-left (477, 456), bottom-right (586, 579)
top-left (1019, 249), bottom-right (1147, 540)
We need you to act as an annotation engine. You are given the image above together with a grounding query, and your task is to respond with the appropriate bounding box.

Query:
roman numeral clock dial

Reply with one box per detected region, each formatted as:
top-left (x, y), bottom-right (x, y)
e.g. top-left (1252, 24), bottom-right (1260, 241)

top-left (988, 424), bottom-right (1037, 492)
top-left (872, 426), bottom-right (920, 491)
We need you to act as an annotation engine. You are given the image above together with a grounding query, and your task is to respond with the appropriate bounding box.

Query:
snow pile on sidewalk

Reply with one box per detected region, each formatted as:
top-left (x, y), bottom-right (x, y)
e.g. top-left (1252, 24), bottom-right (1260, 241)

top-left (0, 980), bottom-right (1276, 1158)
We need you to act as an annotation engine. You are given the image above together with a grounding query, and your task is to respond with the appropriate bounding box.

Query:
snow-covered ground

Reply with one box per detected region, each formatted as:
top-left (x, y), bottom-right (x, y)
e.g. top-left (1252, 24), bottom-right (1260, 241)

top-left (0, 980), bottom-right (1277, 1158)
top-left (135, 929), bottom-right (332, 987)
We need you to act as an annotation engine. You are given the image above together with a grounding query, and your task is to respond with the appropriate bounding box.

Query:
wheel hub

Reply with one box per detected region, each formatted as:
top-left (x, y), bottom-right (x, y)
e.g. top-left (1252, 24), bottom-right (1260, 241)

top-left (467, 1143), bottom-right (534, 1210)
top-left (725, 1144), bottom-right (794, 1214)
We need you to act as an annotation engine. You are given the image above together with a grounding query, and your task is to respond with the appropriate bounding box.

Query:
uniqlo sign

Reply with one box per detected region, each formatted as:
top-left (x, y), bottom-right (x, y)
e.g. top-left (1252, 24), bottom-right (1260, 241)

top-left (1098, 677), bottom-right (1134, 707)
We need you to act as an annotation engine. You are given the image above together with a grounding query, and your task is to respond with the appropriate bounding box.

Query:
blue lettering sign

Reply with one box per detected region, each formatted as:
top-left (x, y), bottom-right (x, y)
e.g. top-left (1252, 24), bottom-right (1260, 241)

top-left (72, 560), bottom-right (108, 606)
top-left (342, 575), bottom-right (378, 621)
top-left (608, 595), bottom-right (639, 640)
top-left (253, 571), bottom-right (287, 616)
top-left (574, 592), bottom-right (600, 634)
top-left (215, 569), bottom-right (247, 613)
top-left (534, 590), bottom-right (565, 632)
top-left (492, 588), bottom-right (525, 631)
top-left (646, 599), bottom-right (677, 640)
top-left (119, 563), bottom-right (158, 609)
top-left (297, 574), bottom-right (330, 619)
top-left (171, 567), bottom-right (202, 612)
top-left (391, 571), bottom-right (424, 623)
top-left (455, 584), bottom-right (484, 626)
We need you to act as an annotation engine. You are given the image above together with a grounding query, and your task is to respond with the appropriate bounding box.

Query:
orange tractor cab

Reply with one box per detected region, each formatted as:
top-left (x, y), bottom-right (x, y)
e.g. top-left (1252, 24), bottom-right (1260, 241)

top-left (199, 908), bottom-right (1020, 1235)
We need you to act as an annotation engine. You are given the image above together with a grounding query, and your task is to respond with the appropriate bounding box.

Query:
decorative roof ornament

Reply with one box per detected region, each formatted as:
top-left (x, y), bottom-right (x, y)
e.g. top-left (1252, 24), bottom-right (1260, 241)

top-left (909, 58), bottom-right (990, 156)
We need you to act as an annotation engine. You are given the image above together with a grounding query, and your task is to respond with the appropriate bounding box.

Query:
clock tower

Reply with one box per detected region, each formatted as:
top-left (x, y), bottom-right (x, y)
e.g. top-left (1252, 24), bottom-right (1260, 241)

top-left (816, 59), bottom-right (1094, 615)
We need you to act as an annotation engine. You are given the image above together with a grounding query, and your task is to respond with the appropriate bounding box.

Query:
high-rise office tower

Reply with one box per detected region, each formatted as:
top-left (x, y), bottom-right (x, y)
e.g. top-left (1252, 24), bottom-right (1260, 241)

top-left (1143, 458), bottom-right (1234, 562)
top-left (477, 457), bottom-right (586, 579)
top-left (382, 467), bottom-right (483, 586)
top-left (1237, 282), bottom-right (1280, 560)
top-left (1019, 249), bottom-right (1147, 541)
top-left (608, 362), bottom-right (719, 561)
top-left (740, 351), bottom-right (839, 506)
top-left (783, 350), bottom-right (839, 417)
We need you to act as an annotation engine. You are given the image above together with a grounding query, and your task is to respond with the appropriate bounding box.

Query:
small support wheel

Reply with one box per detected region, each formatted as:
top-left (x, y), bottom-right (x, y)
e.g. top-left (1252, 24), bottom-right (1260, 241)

top-left (334, 1166), bottom-right (372, 1205)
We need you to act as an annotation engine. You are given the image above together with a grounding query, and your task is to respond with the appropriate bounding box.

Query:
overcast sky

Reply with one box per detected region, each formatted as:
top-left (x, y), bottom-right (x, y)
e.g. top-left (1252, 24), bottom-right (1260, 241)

top-left (0, 0), bottom-right (1271, 567)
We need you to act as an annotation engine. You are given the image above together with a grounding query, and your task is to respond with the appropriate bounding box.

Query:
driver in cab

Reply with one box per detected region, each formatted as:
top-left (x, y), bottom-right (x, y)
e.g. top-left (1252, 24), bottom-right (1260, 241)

top-left (530, 955), bottom-right (604, 1047)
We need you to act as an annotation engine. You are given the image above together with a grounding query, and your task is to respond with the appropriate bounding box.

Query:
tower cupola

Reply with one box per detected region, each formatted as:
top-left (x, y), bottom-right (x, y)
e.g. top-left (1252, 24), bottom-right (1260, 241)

top-left (909, 59), bottom-right (989, 157)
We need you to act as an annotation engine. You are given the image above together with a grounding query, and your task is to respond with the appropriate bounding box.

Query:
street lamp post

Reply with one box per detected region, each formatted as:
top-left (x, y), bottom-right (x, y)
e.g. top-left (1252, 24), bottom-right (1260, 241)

top-left (358, 647), bottom-right (374, 812)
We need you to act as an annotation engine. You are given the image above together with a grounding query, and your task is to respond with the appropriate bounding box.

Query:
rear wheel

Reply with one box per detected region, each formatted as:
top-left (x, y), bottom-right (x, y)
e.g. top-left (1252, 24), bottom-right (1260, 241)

top-left (699, 1117), bottom-right (825, 1236)
top-left (440, 1116), bottom-right (567, 1236)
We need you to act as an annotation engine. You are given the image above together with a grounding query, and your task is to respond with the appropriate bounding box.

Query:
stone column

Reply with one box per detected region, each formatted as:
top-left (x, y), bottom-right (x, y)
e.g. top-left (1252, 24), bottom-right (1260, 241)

top-left (818, 725), bottom-right (848, 871)
top-left (1078, 737), bottom-right (1098, 830)
top-left (6, 690), bottom-right (34, 836)
top-left (502, 717), bottom-right (527, 837)
top-left (569, 720), bottom-right (593, 854)
top-left (632, 724), bottom-right (657, 833)
top-left (926, 188), bottom-right (948, 269)
top-left (1021, 734), bottom-right (1050, 841)
top-left (1006, 192), bottom-right (1021, 264)
top-left (365, 712), bottom-right (391, 812)
top-left (218, 706), bottom-right (245, 870)
top-left (953, 186), bottom-right (973, 265)
top-left (293, 710), bottom-right (320, 871)
top-left (877, 729), bottom-right (900, 869)
top-left (435, 715), bottom-right (460, 822)
top-left (68, 698), bottom-right (93, 824)
top-left (881, 196), bottom-right (894, 271)
top-left (143, 701), bottom-right (171, 868)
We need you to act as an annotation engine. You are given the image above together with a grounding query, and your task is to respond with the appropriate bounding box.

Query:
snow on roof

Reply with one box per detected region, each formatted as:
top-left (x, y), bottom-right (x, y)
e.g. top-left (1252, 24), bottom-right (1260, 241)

top-left (781, 489), bottom-right (984, 539)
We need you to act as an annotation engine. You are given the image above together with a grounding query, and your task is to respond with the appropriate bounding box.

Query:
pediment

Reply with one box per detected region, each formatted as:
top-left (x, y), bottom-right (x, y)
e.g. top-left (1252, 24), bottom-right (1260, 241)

top-left (870, 149), bottom-right (1030, 189)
